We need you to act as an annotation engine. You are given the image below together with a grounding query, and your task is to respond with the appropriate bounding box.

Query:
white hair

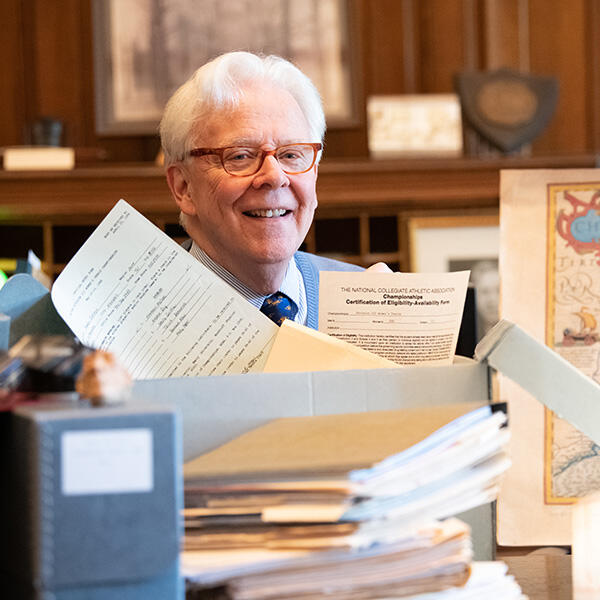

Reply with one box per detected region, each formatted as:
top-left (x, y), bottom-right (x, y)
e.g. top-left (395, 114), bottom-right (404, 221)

top-left (159, 51), bottom-right (326, 166)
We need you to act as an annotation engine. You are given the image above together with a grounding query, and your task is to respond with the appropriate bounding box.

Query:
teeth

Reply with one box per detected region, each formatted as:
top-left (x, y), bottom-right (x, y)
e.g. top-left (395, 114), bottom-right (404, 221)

top-left (247, 209), bottom-right (287, 217)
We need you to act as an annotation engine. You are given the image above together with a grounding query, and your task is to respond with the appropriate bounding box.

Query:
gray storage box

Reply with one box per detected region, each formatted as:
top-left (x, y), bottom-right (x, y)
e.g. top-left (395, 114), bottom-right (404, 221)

top-left (0, 273), bottom-right (71, 351)
top-left (0, 402), bottom-right (183, 600)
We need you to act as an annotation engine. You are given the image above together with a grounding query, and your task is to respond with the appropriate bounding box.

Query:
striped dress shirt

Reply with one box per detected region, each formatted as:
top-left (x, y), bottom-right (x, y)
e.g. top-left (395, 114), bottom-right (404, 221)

top-left (188, 242), bottom-right (308, 326)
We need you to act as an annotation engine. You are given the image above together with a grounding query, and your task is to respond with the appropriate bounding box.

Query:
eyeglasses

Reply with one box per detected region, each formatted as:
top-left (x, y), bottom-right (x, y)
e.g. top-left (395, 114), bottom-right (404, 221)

top-left (188, 143), bottom-right (322, 177)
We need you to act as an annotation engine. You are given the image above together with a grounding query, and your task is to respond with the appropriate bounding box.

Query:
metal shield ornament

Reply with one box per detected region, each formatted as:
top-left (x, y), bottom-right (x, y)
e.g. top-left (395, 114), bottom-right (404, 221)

top-left (455, 68), bottom-right (559, 152)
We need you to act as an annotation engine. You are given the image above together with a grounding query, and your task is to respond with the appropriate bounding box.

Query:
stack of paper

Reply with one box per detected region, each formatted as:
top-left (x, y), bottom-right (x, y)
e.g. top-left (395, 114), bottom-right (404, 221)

top-left (182, 518), bottom-right (472, 596)
top-left (182, 403), bottom-right (523, 598)
top-left (399, 562), bottom-right (526, 599)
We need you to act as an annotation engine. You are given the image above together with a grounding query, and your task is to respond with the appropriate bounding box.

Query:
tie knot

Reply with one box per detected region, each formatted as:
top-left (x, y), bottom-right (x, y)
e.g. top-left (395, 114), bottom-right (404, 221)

top-left (260, 292), bottom-right (298, 326)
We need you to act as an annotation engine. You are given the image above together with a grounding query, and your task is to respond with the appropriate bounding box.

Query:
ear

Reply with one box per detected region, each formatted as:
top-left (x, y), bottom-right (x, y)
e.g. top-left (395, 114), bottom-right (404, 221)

top-left (166, 164), bottom-right (197, 216)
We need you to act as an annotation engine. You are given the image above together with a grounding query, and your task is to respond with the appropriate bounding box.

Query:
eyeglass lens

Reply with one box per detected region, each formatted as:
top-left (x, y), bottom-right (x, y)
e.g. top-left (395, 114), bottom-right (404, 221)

top-left (222, 144), bottom-right (316, 175)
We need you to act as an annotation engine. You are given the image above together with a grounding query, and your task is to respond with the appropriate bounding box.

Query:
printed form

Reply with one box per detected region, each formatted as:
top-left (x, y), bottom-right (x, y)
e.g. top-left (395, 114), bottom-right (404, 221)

top-left (319, 271), bottom-right (470, 365)
top-left (51, 200), bottom-right (277, 379)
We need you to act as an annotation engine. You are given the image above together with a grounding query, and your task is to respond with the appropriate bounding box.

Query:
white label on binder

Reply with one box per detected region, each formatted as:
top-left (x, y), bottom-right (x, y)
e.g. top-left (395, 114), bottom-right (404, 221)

top-left (61, 428), bottom-right (153, 495)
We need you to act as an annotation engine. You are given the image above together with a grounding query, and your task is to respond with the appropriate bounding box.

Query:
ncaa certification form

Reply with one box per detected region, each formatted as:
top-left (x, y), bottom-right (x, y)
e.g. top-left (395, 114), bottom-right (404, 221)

top-left (318, 270), bottom-right (469, 366)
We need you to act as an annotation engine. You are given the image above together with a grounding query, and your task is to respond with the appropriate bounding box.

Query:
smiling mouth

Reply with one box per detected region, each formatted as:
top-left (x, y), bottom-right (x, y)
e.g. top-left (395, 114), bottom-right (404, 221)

top-left (244, 209), bottom-right (289, 218)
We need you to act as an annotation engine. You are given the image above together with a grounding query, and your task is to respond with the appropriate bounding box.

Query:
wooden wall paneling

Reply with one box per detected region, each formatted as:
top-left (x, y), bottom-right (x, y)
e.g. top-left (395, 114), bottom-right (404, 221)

top-left (482, 0), bottom-right (527, 70)
top-left (458, 0), bottom-right (488, 157)
top-left (528, 0), bottom-right (588, 154)
top-left (363, 0), bottom-right (412, 94)
top-left (461, 0), bottom-right (483, 70)
top-left (400, 0), bottom-right (419, 94)
top-left (42, 220), bottom-right (54, 275)
top-left (416, 0), bottom-right (467, 92)
top-left (79, 0), bottom-right (99, 150)
top-left (29, 0), bottom-right (87, 147)
top-left (1, 0), bottom-right (597, 163)
top-left (585, 0), bottom-right (600, 153)
top-left (398, 212), bottom-right (411, 272)
top-left (0, 0), bottom-right (27, 146)
top-left (359, 211), bottom-right (370, 258)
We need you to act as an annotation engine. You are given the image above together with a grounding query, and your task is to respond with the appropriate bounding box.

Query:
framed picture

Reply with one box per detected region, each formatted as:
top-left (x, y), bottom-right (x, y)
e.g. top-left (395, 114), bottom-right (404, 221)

top-left (92, 0), bottom-right (358, 135)
top-left (408, 214), bottom-right (499, 341)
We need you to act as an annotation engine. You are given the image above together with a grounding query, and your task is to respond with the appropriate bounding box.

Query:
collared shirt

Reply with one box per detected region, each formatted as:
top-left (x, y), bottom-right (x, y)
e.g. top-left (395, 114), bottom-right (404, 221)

top-left (188, 242), bottom-right (308, 325)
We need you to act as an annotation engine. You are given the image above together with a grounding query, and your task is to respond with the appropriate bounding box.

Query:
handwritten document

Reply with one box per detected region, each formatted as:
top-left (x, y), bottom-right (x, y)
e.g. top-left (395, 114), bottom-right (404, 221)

top-left (51, 200), bottom-right (277, 379)
top-left (319, 271), bottom-right (470, 365)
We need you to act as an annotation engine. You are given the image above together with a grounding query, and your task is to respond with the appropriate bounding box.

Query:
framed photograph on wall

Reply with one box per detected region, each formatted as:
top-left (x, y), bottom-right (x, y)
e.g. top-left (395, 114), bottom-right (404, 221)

top-left (408, 214), bottom-right (500, 341)
top-left (92, 0), bottom-right (358, 135)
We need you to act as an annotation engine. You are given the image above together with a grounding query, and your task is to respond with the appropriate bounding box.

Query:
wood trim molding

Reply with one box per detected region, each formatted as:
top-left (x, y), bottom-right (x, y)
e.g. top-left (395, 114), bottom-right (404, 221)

top-left (0, 156), bottom-right (597, 223)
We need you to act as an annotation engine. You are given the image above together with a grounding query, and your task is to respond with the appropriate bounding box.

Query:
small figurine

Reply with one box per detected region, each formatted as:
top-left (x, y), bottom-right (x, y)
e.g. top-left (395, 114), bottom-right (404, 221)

top-left (75, 350), bottom-right (132, 406)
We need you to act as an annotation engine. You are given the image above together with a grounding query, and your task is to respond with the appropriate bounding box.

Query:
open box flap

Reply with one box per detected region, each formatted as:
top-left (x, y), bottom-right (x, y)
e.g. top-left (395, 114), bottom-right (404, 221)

top-left (0, 273), bottom-right (72, 350)
top-left (475, 319), bottom-right (600, 445)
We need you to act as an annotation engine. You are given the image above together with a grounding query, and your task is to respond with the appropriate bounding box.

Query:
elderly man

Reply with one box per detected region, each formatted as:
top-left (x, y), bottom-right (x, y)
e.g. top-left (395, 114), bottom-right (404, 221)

top-left (159, 51), bottom-right (364, 330)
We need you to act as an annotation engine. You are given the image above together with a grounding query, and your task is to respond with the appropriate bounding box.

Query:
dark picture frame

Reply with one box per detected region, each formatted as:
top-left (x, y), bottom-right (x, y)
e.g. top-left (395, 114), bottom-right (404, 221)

top-left (92, 0), bottom-right (358, 135)
top-left (408, 214), bottom-right (500, 342)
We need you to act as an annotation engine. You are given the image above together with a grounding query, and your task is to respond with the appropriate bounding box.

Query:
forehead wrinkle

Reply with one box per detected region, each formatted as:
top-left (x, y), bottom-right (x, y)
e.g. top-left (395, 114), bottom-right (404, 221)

top-left (221, 137), bottom-right (307, 149)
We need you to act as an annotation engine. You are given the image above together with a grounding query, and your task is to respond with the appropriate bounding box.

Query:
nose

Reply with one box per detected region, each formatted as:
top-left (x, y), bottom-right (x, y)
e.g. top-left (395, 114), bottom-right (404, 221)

top-left (251, 154), bottom-right (289, 189)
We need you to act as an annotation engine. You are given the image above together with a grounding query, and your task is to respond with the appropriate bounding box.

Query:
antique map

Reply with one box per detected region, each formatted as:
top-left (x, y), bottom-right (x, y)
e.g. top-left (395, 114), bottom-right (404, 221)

top-left (498, 169), bottom-right (600, 546)
top-left (547, 184), bottom-right (600, 502)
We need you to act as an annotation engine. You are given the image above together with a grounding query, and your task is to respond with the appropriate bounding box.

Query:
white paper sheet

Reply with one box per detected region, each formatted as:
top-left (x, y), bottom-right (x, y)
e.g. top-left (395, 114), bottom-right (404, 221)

top-left (319, 271), bottom-right (470, 365)
top-left (51, 200), bottom-right (277, 379)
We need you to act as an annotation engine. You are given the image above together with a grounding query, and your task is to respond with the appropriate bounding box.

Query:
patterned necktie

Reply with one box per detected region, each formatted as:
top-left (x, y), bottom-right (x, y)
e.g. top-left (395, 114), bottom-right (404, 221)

top-left (260, 292), bottom-right (298, 326)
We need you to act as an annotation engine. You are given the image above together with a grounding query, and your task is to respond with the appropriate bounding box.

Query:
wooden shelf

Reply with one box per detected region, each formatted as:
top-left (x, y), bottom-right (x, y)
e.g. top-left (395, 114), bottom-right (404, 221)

top-left (0, 155), bottom-right (597, 220)
top-left (0, 155), bottom-right (597, 275)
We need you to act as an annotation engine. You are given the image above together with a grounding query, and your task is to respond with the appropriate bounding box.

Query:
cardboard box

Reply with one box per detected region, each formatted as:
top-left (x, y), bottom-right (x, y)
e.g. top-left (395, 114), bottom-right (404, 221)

top-left (131, 319), bottom-right (600, 462)
top-left (132, 357), bottom-right (489, 463)
top-left (0, 401), bottom-right (183, 599)
top-left (5, 275), bottom-right (600, 565)
top-left (130, 320), bottom-right (600, 563)
top-left (132, 351), bottom-right (494, 558)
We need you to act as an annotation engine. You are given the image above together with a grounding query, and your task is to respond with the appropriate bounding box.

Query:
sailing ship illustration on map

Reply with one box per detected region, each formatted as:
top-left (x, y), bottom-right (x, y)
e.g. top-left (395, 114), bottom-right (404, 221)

top-left (548, 186), bottom-right (600, 501)
top-left (562, 306), bottom-right (599, 346)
